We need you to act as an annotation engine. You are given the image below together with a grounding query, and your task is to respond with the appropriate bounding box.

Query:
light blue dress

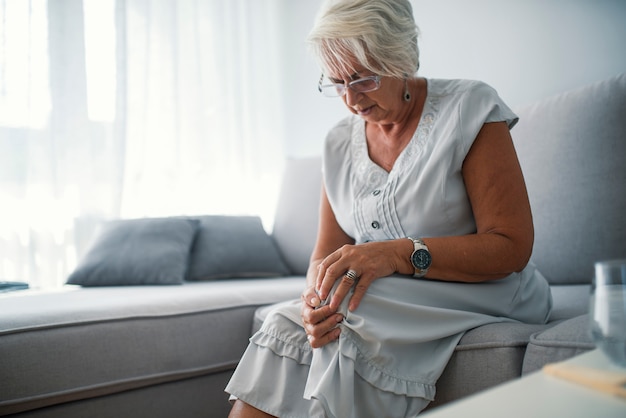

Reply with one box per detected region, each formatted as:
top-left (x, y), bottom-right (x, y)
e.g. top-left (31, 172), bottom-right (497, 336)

top-left (225, 79), bottom-right (553, 418)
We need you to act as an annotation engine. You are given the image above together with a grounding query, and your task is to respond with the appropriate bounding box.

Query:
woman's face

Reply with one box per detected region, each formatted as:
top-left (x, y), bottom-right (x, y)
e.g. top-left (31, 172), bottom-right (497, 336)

top-left (327, 66), bottom-right (405, 125)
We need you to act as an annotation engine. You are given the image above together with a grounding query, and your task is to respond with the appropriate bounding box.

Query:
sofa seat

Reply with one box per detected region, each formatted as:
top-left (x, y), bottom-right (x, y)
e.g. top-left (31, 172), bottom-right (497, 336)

top-left (0, 278), bottom-right (304, 416)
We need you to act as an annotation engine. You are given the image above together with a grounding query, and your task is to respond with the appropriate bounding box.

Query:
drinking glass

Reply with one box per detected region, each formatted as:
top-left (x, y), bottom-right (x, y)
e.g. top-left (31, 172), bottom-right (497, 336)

top-left (589, 259), bottom-right (626, 367)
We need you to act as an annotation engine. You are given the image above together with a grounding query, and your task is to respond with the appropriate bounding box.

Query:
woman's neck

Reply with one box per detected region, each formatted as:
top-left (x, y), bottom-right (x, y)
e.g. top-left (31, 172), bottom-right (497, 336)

top-left (366, 77), bottom-right (427, 171)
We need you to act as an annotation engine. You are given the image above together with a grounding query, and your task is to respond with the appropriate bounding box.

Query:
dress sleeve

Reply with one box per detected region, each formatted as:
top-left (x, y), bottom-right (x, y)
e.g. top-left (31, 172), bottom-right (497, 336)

top-left (458, 81), bottom-right (518, 155)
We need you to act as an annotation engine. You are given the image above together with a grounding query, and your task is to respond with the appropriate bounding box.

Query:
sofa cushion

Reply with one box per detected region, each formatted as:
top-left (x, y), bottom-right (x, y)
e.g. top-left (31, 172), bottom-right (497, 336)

top-left (66, 217), bottom-right (199, 286)
top-left (187, 215), bottom-right (290, 281)
top-left (427, 321), bottom-right (551, 408)
top-left (512, 73), bottom-right (626, 285)
top-left (0, 279), bottom-right (305, 415)
top-left (271, 157), bottom-right (322, 275)
top-left (521, 314), bottom-right (595, 375)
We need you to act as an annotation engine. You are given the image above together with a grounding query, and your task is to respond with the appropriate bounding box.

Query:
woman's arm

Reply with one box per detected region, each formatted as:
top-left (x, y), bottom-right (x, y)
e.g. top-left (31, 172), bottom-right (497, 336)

top-left (306, 184), bottom-right (355, 290)
top-left (300, 185), bottom-right (353, 348)
top-left (423, 120), bottom-right (534, 282)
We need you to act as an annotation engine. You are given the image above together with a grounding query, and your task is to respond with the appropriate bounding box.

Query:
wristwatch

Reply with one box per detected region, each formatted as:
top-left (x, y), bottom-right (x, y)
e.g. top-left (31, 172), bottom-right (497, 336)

top-left (408, 237), bottom-right (432, 278)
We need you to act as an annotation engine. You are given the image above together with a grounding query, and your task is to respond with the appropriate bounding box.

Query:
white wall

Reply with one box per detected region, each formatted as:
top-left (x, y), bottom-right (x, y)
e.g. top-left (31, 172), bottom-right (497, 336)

top-left (279, 0), bottom-right (626, 158)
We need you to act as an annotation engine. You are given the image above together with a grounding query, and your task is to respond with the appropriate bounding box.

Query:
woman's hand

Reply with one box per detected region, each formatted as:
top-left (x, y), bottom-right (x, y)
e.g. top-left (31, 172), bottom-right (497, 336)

top-left (306, 186), bottom-right (412, 320)
top-left (300, 286), bottom-right (343, 348)
top-left (315, 240), bottom-right (411, 312)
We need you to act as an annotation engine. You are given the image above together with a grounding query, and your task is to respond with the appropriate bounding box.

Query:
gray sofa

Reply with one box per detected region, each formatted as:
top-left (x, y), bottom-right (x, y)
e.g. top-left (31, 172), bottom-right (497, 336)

top-left (1, 73), bottom-right (624, 417)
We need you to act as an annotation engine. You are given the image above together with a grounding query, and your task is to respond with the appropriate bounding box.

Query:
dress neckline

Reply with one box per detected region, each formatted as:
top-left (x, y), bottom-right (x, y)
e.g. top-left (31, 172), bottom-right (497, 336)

top-left (350, 78), bottom-right (439, 186)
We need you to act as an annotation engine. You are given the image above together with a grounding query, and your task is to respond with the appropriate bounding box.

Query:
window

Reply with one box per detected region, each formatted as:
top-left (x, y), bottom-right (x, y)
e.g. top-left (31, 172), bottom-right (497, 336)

top-left (83, 0), bottom-right (116, 122)
top-left (0, 0), bottom-right (51, 128)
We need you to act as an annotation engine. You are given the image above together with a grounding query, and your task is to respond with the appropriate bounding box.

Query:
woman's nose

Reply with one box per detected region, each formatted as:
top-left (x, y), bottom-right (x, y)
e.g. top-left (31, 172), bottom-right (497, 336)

top-left (344, 88), bottom-right (361, 106)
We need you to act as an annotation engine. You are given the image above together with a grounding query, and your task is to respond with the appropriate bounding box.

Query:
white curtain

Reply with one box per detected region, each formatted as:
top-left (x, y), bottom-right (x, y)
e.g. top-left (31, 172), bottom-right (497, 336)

top-left (0, 0), bottom-right (286, 289)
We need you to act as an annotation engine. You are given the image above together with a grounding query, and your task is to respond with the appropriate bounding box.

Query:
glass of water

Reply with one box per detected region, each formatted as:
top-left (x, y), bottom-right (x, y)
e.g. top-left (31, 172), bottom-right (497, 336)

top-left (589, 259), bottom-right (626, 367)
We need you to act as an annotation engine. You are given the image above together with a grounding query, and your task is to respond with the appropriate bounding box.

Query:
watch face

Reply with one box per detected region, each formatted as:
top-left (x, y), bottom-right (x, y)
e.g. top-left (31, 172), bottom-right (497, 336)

top-left (411, 249), bottom-right (432, 270)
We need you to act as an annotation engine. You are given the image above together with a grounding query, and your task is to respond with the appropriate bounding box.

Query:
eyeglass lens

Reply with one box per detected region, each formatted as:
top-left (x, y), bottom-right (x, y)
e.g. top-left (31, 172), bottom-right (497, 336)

top-left (319, 76), bottom-right (380, 97)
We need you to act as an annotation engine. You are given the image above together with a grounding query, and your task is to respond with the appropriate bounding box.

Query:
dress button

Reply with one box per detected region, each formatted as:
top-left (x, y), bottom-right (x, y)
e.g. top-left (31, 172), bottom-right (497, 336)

top-left (372, 189), bottom-right (381, 196)
top-left (371, 221), bottom-right (380, 229)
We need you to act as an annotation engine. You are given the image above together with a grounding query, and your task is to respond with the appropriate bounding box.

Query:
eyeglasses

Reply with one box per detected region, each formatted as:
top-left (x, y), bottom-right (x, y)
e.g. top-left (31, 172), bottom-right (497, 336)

top-left (317, 73), bottom-right (382, 97)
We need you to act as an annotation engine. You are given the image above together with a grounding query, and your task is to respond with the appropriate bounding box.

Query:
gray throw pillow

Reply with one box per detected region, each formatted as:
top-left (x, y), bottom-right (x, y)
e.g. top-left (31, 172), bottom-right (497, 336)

top-left (187, 215), bottom-right (291, 280)
top-left (67, 217), bottom-right (199, 286)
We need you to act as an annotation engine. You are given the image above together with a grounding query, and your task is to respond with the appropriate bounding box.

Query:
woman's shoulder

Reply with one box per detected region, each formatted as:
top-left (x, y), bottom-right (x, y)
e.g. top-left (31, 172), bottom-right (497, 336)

top-left (324, 114), bottom-right (357, 153)
top-left (426, 78), bottom-right (514, 126)
top-left (327, 114), bottom-right (356, 136)
top-left (426, 78), bottom-right (498, 100)
top-left (322, 115), bottom-right (358, 187)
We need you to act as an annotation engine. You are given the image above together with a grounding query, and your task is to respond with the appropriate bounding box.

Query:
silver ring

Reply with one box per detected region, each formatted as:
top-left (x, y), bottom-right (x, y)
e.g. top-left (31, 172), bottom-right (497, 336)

top-left (344, 269), bottom-right (358, 283)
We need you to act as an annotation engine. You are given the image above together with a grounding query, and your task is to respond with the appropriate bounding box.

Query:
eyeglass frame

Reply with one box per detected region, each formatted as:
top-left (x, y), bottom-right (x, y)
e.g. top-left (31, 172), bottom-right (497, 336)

top-left (317, 73), bottom-right (382, 97)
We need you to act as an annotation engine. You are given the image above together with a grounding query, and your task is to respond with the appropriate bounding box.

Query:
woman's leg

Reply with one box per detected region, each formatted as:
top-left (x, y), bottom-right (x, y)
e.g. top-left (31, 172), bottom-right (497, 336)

top-left (228, 400), bottom-right (276, 418)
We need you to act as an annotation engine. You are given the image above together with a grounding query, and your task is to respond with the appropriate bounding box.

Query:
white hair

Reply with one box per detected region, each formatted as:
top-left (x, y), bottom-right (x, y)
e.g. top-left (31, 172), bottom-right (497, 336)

top-left (307, 0), bottom-right (420, 79)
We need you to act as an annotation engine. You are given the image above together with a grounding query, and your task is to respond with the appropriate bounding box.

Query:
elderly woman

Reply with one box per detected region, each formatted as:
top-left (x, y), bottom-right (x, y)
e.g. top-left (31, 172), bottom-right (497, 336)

top-left (226, 0), bottom-right (552, 416)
